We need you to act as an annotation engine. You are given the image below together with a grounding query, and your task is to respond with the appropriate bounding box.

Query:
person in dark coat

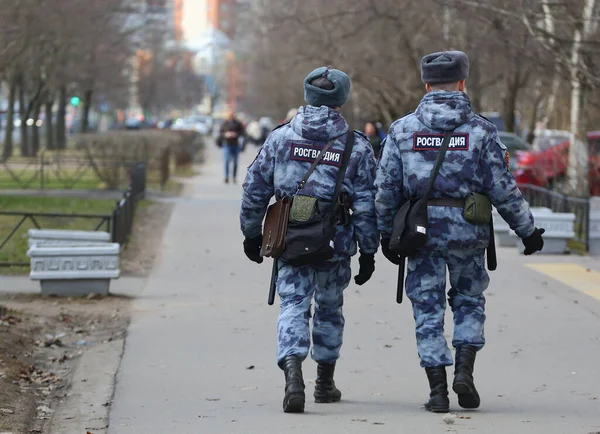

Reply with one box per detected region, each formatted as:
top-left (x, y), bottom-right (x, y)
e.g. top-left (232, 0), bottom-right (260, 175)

top-left (364, 121), bottom-right (383, 159)
top-left (218, 111), bottom-right (246, 184)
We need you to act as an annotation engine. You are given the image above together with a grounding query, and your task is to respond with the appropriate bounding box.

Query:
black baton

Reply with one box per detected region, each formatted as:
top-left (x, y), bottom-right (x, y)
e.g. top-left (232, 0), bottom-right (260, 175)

top-left (397, 257), bottom-right (406, 304)
top-left (487, 217), bottom-right (497, 271)
top-left (268, 259), bottom-right (278, 305)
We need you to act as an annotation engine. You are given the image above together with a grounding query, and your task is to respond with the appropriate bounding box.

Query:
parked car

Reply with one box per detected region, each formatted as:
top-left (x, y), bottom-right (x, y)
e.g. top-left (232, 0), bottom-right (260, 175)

top-left (587, 131), bottom-right (600, 196)
top-left (510, 130), bottom-right (568, 187)
top-left (171, 115), bottom-right (212, 135)
top-left (512, 130), bottom-right (600, 194)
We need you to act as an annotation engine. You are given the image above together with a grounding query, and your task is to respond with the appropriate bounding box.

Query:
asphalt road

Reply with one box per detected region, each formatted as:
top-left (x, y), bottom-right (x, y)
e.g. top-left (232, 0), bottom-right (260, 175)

top-left (109, 142), bottom-right (600, 434)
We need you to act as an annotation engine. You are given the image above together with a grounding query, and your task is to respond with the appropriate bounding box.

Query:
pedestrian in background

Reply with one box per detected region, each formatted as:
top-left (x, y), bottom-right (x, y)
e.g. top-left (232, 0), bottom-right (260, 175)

top-left (240, 67), bottom-right (379, 413)
top-left (364, 121), bottom-right (383, 159)
top-left (218, 110), bottom-right (246, 184)
top-left (375, 51), bottom-right (545, 413)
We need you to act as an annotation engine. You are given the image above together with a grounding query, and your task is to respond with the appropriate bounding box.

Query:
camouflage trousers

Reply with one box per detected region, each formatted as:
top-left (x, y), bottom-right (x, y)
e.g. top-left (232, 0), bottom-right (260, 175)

top-left (276, 259), bottom-right (351, 365)
top-left (406, 248), bottom-right (489, 368)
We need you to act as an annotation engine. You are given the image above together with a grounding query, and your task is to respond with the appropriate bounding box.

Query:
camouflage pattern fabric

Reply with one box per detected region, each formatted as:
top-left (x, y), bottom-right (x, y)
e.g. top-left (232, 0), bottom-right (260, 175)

top-left (240, 105), bottom-right (379, 257)
top-left (375, 90), bottom-right (535, 251)
top-left (276, 259), bottom-right (351, 364)
top-left (406, 248), bottom-right (489, 368)
top-left (375, 90), bottom-right (536, 369)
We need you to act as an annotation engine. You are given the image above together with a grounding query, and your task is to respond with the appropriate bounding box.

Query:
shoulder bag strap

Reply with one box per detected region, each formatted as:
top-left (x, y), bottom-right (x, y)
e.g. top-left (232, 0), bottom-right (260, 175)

top-left (296, 139), bottom-right (336, 192)
top-left (331, 129), bottom-right (355, 202)
top-left (422, 129), bottom-right (455, 199)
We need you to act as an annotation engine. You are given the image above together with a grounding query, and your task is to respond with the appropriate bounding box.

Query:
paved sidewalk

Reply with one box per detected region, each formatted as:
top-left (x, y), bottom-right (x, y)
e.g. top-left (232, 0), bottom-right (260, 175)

top-left (109, 142), bottom-right (600, 434)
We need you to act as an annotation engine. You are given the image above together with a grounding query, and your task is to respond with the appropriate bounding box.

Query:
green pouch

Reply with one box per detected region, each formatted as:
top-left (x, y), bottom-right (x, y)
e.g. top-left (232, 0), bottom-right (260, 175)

top-left (290, 195), bottom-right (319, 223)
top-left (464, 192), bottom-right (492, 224)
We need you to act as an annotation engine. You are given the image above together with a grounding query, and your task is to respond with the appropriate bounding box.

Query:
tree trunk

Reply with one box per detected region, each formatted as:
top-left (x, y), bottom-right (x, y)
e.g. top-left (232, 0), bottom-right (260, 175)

top-left (18, 75), bottom-right (29, 157)
top-left (567, 0), bottom-right (596, 194)
top-left (45, 100), bottom-right (54, 150)
top-left (568, 74), bottom-right (589, 194)
top-left (31, 103), bottom-right (41, 157)
top-left (81, 89), bottom-right (93, 133)
top-left (2, 78), bottom-right (17, 160)
top-left (503, 77), bottom-right (519, 133)
top-left (527, 82), bottom-right (545, 144)
top-left (467, 60), bottom-right (482, 111)
top-left (543, 74), bottom-right (560, 127)
top-left (56, 85), bottom-right (67, 150)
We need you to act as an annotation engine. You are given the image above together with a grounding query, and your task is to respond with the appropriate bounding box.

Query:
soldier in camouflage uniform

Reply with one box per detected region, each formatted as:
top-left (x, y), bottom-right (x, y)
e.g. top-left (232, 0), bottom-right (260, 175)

top-left (375, 51), bottom-right (545, 412)
top-left (240, 67), bottom-right (379, 413)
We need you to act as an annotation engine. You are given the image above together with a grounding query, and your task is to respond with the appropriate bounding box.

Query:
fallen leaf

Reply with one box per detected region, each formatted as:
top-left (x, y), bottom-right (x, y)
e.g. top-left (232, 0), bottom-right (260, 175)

top-left (373, 422), bottom-right (385, 425)
top-left (458, 415), bottom-right (472, 419)
top-left (1, 408), bottom-right (15, 414)
top-left (205, 398), bottom-right (220, 402)
top-left (352, 418), bottom-right (368, 422)
top-left (87, 293), bottom-right (102, 300)
top-left (246, 365), bottom-right (255, 370)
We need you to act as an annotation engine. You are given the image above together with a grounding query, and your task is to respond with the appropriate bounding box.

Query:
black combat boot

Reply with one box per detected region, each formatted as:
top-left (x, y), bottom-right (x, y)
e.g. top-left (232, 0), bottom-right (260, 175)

top-left (452, 346), bottom-right (480, 409)
top-left (314, 362), bottom-right (342, 403)
top-left (279, 355), bottom-right (305, 413)
top-left (424, 367), bottom-right (450, 413)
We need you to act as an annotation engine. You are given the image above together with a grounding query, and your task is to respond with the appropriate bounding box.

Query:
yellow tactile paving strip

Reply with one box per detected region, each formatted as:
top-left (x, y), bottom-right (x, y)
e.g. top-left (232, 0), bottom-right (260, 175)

top-left (526, 263), bottom-right (600, 300)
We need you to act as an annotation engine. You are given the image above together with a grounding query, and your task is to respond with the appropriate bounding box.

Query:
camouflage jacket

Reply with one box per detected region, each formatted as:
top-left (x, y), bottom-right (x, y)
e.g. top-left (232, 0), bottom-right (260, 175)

top-left (240, 105), bottom-right (379, 257)
top-left (375, 91), bottom-right (534, 251)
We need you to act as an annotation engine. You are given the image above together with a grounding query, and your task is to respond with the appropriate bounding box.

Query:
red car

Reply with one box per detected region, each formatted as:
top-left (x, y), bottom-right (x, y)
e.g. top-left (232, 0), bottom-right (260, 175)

top-left (512, 131), bottom-right (600, 194)
top-left (511, 131), bottom-right (568, 187)
top-left (588, 132), bottom-right (600, 195)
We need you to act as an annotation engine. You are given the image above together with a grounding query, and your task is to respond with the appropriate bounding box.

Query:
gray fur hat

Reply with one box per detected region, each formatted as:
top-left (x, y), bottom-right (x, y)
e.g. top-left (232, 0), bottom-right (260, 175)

top-left (303, 66), bottom-right (351, 108)
top-left (421, 51), bottom-right (470, 85)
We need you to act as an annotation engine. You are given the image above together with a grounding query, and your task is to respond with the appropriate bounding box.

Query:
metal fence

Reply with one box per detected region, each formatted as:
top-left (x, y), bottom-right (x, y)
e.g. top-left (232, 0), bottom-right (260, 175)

top-left (111, 163), bottom-right (146, 246)
top-left (0, 150), bottom-right (166, 190)
top-left (518, 183), bottom-right (590, 251)
top-left (0, 163), bottom-right (147, 267)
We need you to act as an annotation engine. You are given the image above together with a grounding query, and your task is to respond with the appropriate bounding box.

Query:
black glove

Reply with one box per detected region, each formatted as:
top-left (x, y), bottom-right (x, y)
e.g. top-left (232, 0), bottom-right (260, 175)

top-left (381, 237), bottom-right (403, 265)
top-left (522, 227), bottom-right (545, 255)
top-left (243, 235), bottom-right (263, 264)
top-left (354, 252), bottom-right (375, 285)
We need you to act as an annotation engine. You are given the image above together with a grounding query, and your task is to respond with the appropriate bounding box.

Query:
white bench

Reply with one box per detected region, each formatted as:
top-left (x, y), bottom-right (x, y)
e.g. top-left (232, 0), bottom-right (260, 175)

top-left (27, 244), bottom-right (120, 296)
top-left (589, 211), bottom-right (600, 256)
top-left (28, 229), bottom-right (111, 248)
top-left (493, 207), bottom-right (554, 248)
top-left (515, 208), bottom-right (575, 254)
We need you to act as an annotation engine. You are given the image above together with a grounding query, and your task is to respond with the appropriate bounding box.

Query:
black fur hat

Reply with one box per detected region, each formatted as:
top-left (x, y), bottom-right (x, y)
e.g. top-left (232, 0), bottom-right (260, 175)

top-left (421, 51), bottom-right (470, 85)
